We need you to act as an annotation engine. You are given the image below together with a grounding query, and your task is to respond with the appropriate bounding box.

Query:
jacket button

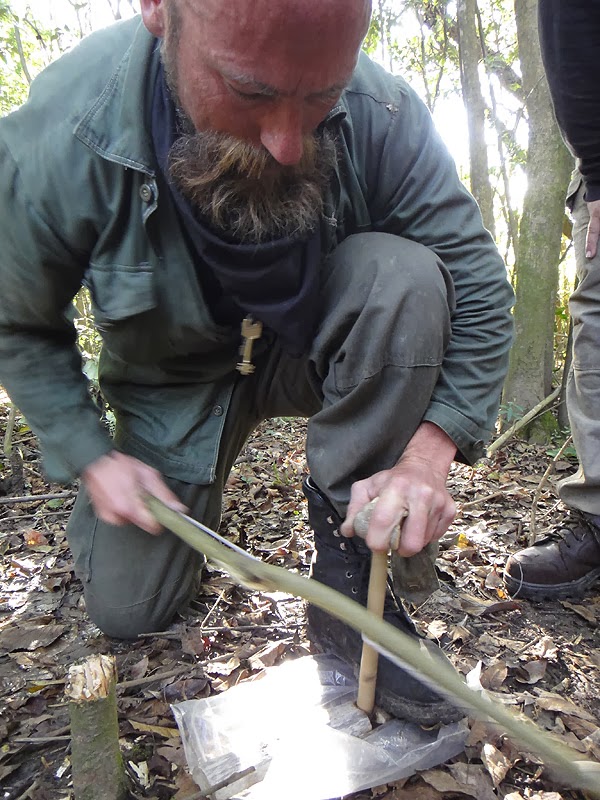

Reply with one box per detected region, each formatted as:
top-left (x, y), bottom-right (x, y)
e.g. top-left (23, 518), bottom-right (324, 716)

top-left (139, 183), bottom-right (154, 203)
top-left (212, 405), bottom-right (224, 416)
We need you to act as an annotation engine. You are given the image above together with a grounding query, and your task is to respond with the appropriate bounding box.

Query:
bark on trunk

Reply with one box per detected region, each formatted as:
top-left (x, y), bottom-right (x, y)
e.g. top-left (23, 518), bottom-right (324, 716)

top-left (502, 0), bottom-right (573, 424)
top-left (67, 655), bottom-right (128, 800)
top-left (457, 0), bottom-right (496, 236)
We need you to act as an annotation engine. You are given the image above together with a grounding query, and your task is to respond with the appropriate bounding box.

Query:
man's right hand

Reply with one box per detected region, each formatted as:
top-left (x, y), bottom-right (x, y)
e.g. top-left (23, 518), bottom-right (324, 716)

top-left (81, 451), bottom-right (187, 534)
top-left (585, 199), bottom-right (600, 259)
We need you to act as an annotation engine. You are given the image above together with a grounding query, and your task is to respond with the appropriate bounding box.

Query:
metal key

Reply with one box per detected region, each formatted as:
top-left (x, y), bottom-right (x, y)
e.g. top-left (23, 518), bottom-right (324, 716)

top-left (237, 316), bottom-right (263, 375)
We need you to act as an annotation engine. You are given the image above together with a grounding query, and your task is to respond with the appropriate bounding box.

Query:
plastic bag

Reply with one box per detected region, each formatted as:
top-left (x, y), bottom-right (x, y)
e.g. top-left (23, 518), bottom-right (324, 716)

top-left (171, 654), bottom-right (467, 800)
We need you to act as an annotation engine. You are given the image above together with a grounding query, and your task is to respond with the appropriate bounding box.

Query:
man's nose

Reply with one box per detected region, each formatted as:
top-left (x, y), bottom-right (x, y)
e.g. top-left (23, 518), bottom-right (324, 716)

top-left (259, 105), bottom-right (305, 165)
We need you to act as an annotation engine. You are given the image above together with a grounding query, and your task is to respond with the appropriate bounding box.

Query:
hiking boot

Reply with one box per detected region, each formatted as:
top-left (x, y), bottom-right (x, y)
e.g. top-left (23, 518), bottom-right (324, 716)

top-left (303, 477), bottom-right (463, 726)
top-left (503, 512), bottom-right (600, 600)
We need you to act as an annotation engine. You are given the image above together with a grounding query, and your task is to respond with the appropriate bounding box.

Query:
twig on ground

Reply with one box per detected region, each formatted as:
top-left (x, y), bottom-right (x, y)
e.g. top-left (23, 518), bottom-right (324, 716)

top-left (459, 483), bottom-right (519, 509)
top-left (12, 734), bottom-right (71, 744)
top-left (117, 664), bottom-right (193, 691)
top-left (11, 725), bottom-right (70, 744)
top-left (200, 588), bottom-right (228, 631)
top-left (0, 491), bottom-right (76, 505)
top-left (1, 510), bottom-right (72, 522)
top-left (529, 435), bottom-right (573, 545)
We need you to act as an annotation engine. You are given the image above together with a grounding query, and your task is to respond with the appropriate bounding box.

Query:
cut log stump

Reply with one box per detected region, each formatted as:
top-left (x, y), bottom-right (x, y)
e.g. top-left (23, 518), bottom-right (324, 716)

top-left (66, 654), bottom-right (128, 800)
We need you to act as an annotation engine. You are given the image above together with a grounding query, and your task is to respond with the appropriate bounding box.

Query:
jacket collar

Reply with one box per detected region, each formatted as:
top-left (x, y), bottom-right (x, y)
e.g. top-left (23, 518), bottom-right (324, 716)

top-left (74, 18), bottom-right (159, 175)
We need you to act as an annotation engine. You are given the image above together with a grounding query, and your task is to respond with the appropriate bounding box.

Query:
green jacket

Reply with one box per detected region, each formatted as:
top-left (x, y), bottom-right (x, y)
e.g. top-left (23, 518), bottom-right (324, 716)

top-left (0, 18), bottom-right (513, 484)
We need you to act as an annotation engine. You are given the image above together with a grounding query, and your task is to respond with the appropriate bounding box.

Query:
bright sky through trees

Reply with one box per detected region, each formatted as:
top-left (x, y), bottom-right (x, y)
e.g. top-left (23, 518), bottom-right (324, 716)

top-left (14, 0), bottom-right (474, 170)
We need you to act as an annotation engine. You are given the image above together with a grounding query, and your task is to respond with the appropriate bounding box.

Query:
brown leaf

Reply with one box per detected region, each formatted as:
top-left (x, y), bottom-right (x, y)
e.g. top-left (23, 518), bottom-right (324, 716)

top-left (205, 655), bottom-right (241, 676)
top-left (163, 678), bottom-right (209, 703)
top-left (534, 690), bottom-right (597, 721)
top-left (561, 713), bottom-right (599, 739)
top-left (449, 623), bottom-right (471, 643)
top-left (0, 623), bottom-right (65, 652)
top-left (248, 641), bottom-right (286, 670)
top-left (515, 659), bottom-right (548, 685)
top-left (24, 530), bottom-right (49, 547)
top-left (129, 655), bottom-right (149, 681)
top-left (481, 742), bottom-right (512, 786)
top-left (387, 780), bottom-right (445, 800)
top-left (181, 631), bottom-right (207, 657)
top-left (480, 660), bottom-right (508, 691)
top-left (156, 744), bottom-right (187, 769)
top-left (421, 764), bottom-right (496, 800)
top-left (426, 620), bottom-right (448, 639)
top-left (561, 600), bottom-right (597, 624)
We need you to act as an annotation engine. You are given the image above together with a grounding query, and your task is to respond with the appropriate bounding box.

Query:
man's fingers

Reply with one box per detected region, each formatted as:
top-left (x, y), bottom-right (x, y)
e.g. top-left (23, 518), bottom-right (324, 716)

top-left (341, 483), bottom-right (374, 537)
top-left (585, 223), bottom-right (599, 258)
top-left (585, 200), bottom-right (600, 258)
top-left (139, 471), bottom-right (188, 513)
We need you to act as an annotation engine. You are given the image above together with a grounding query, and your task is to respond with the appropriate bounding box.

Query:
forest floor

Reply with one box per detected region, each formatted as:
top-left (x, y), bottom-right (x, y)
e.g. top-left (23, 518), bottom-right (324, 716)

top-left (1, 400), bottom-right (599, 800)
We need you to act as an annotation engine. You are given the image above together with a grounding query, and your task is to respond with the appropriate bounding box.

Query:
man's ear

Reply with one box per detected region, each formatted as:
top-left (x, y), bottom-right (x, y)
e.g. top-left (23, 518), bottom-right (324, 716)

top-left (140, 0), bottom-right (166, 37)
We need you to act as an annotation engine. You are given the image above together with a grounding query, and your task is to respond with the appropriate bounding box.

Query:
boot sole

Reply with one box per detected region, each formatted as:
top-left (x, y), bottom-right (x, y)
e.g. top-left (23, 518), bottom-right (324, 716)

top-left (310, 629), bottom-right (464, 727)
top-left (503, 566), bottom-right (600, 600)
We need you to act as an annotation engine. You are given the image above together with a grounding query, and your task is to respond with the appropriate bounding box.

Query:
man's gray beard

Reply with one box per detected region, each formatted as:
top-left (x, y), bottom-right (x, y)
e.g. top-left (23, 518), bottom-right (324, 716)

top-left (167, 124), bottom-right (339, 245)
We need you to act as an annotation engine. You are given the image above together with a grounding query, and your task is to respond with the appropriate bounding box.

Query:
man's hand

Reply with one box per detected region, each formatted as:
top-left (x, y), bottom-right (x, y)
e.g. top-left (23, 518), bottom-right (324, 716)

top-left (81, 451), bottom-right (187, 534)
top-left (341, 422), bottom-right (457, 556)
top-left (585, 199), bottom-right (600, 259)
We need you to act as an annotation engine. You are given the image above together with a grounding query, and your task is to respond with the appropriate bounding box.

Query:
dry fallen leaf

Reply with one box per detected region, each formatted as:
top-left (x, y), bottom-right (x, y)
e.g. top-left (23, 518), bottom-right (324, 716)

top-left (24, 530), bottom-right (48, 547)
top-left (426, 619), bottom-right (448, 639)
top-left (421, 763), bottom-right (496, 800)
top-left (515, 659), bottom-right (548, 685)
top-left (0, 623), bottom-right (65, 652)
top-left (481, 741), bottom-right (512, 786)
top-left (129, 655), bottom-right (149, 682)
top-left (205, 656), bottom-right (241, 676)
top-left (561, 600), bottom-right (597, 625)
top-left (534, 690), bottom-right (597, 721)
top-left (480, 660), bottom-right (508, 691)
top-left (387, 781), bottom-right (445, 800)
top-left (248, 641), bottom-right (286, 670)
top-left (129, 720), bottom-right (180, 738)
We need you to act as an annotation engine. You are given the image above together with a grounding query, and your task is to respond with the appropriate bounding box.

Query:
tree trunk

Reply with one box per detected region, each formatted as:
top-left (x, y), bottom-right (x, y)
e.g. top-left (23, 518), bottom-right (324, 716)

top-left (502, 0), bottom-right (573, 429)
top-left (457, 0), bottom-right (496, 236)
top-left (67, 655), bottom-right (128, 800)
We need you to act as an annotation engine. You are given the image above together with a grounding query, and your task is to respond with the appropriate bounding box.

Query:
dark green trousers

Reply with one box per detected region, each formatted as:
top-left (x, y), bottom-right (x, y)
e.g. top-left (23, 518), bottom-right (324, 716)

top-left (67, 233), bottom-right (453, 637)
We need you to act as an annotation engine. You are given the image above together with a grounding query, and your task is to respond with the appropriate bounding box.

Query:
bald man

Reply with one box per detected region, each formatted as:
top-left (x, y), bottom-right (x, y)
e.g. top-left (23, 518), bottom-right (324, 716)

top-left (0, 0), bottom-right (513, 724)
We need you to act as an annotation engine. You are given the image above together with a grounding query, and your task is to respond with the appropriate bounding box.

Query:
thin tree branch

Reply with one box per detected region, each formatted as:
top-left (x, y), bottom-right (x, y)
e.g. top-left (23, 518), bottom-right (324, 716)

top-left (488, 386), bottom-right (561, 454)
top-left (12, 23), bottom-right (32, 85)
top-left (529, 435), bottom-right (573, 545)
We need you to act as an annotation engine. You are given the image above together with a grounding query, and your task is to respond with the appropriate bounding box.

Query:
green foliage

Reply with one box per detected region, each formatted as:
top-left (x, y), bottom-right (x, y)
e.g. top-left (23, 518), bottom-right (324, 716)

top-left (498, 400), bottom-right (525, 426)
top-left (0, 2), bottom-right (64, 116)
top-left (547, 442), bottom-right (577, 460)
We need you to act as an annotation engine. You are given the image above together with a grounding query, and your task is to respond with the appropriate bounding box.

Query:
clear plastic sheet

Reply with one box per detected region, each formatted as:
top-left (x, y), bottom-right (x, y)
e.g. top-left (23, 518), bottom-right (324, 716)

top-left (172, 654), bottom-right (468, 800)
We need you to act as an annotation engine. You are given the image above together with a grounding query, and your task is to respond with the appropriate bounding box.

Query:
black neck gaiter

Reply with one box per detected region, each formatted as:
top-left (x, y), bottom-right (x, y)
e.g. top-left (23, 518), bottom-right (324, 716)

top-left (151, 63), bottom-right (323, 357)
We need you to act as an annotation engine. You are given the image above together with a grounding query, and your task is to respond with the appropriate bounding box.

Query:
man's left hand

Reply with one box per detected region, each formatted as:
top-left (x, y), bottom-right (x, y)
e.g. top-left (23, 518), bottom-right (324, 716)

top-left (341, 422), bottom-right (457, 556)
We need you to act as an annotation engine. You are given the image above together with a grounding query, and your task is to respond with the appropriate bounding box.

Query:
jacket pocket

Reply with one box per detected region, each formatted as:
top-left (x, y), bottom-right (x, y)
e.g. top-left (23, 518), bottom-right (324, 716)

top-left (87, 261), bottom-right (156, 322)
top-left (85, 261), bottom-right (173, 363)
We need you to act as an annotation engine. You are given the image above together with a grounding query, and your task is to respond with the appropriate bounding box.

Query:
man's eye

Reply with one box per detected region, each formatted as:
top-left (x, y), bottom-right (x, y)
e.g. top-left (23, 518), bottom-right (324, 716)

top-left (227, 84), bottom-right (265, 102)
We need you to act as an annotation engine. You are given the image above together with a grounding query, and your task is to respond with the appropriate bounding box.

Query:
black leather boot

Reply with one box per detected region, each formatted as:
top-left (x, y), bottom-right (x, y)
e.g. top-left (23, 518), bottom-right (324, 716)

top-left (303, 477), bottom-right (462, 725)
top-left (504, 511), bottom-right (600, 599)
